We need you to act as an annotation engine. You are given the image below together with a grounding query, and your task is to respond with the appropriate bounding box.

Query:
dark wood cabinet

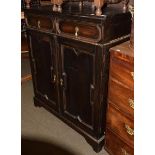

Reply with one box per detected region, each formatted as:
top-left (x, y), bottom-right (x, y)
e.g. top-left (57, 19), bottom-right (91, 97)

top-left (25, 3), bottom-right (131, 152)
top-left (28, 31), bottom-right (59, 111)
top-left (58, 37), bottom-right (98, 136)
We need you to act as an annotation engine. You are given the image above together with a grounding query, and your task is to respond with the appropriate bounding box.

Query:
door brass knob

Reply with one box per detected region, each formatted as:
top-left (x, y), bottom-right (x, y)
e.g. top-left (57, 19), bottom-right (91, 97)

top-left (60, 78), bottom-right (63, 86)
top-left (53, 75), bottom-right (56, 83)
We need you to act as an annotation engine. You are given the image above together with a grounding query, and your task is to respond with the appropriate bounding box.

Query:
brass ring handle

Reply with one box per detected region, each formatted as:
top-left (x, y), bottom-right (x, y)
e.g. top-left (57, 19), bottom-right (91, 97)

top-left (128, 98), bottom-right (134, 109)
top-left (121, 148), bottom-right (130, 155)
top-left (125, 124), bottom-right (134, 136)
top-left (75, 26), bottom-right (79, 37)
top-left (130, 72), bottom-right (134, 79)
top-left (38, 20), bottom-right (41, 28)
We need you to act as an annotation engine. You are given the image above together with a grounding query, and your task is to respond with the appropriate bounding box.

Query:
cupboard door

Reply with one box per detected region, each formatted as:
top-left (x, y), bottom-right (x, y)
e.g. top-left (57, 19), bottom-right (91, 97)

top-left (58, 38), bottom-right (96, 134)
top-left (28, 31), bottom-right (59, 111)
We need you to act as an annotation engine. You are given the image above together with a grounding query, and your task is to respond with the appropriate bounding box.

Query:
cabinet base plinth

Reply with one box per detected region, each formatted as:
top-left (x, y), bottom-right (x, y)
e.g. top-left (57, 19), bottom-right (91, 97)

top-left (85, 137), bottom-right (104, 153)
top-left (34, 97), bottom-right (42, 107)
top-left (33, 96), bottom-right (105, 153)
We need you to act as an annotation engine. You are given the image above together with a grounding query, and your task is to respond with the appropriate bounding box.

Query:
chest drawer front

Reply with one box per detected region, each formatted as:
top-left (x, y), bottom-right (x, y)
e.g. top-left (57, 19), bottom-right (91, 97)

top-left (106, 104), bottom-right (134, 146)
top-left (105, 129), bottom-right (134, 155)
top-left (110, 55), bottom-right (134, 90)
top-left (56, 19), bottom-right (102, 42)
top-left (26, 14), bottom-right (54, 31)
top-left (108, 78), bottom-right (134, 119)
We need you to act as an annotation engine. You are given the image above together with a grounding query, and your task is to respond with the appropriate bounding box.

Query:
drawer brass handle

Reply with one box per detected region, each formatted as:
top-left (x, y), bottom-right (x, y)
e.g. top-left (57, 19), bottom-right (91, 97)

top-left (130, 72), bottom-right (134, 79)
top-left (121, 148), bottom-right (130, 155)
top-left (38, 20), bottom-right (41, 28)
top-left (75, 26), bottom-right (79, 37)
top-left (125, 124), bottom-right (134, 136)
top-left (128, 98), bottom-right (134, 109)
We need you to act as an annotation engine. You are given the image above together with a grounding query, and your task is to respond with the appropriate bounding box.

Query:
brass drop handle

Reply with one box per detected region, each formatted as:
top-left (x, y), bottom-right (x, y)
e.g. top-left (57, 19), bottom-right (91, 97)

top-left (53, 75), bottom-right (56, 83)
top-left (130, 72), bottom-right (134, 79)
top-left (38, 20), bottom-right (41, 28)
top-left (121, 148), bottom-right (130, 155)
top-left (75, 26), bottom-right (79, 37)
top-left (125, 124), bottom-right (134, 136)
top-left (128, 98), bottom-right (134, 109)
top-left (60, 78), bottom-right (63, 86)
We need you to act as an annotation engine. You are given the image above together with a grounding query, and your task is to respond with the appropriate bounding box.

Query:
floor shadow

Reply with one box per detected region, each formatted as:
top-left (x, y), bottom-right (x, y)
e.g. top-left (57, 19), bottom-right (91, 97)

top-left (21, 137), bottom-right (77, 155)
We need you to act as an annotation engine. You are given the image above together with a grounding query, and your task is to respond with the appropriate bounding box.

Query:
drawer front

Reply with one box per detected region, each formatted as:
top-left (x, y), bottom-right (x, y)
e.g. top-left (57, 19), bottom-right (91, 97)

top-left (108, 78), bottom-right (134, 119)
top-left (26, 14), bottom-right (54, 31)
top-left (105, 129), bottom-right (134, 155)
top-left (56, 19), bottom-right (102, 42)
top-left (110, 55), bottom-right (134, 90)
top-left (106, 104), bottom-right (134, 146)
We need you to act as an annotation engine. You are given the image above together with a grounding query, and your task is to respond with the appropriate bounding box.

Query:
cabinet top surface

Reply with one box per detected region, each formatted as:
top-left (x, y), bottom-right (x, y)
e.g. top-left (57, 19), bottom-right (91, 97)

top-left (110, 41), bottom-right (134, 58)
top-left (24, 3), bottom-right (131, 21)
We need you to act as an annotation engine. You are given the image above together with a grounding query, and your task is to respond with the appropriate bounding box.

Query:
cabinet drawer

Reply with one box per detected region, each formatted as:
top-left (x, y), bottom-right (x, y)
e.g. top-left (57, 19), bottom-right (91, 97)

top-left (26, 14), bottom-right (54, 31)
top-left (105, 129), bottom-right (134, 155)
top-left (56, 19), bottom-right (102, 42)
top-left (110, 53), bottom-right (134, 90)
top-left (106, 104), bottom-right (134, 146)
top-left (108, 78), bottom-right (134, 119)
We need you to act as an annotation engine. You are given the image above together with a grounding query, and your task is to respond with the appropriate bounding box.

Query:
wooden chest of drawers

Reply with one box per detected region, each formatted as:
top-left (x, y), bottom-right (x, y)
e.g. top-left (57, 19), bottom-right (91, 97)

top-left (105, 41), bottom-right (134, 155)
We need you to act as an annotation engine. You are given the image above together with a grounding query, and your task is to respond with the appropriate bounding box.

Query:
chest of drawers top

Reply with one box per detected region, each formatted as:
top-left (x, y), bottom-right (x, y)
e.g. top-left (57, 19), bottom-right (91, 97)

top-left (24, 4), bottom-right (131, 44)
top-left (110, 41), bottom-right (134, 62)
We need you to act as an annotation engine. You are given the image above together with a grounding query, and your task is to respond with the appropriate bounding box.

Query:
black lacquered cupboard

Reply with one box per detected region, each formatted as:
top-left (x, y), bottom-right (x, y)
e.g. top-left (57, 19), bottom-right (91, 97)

top-left (28, 32), bottom-right (59, 111)
top-left (25, 2), bottom-right (131, 152)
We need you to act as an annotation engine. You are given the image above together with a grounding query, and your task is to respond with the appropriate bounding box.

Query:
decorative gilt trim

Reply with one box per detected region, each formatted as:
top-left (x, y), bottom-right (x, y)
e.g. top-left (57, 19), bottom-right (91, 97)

top-left (103, 34), bottom-right (130, 46)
